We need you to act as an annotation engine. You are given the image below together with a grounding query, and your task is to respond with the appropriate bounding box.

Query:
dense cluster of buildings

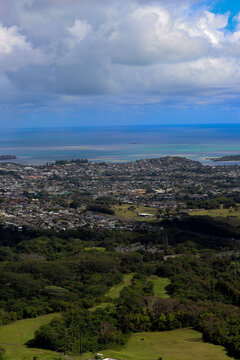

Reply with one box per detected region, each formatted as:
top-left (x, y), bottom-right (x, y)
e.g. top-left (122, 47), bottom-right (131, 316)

top-left (0, 157), bottom-right (239, 230)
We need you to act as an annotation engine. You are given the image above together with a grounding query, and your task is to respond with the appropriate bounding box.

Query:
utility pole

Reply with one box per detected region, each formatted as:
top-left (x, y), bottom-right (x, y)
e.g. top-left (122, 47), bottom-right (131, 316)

top-left (107, 287), bottom-right (110, 311)
top-left (162, 228), bottom-right (168, 248)
top-left (64, 326), bottom-right (67, 356)
top-left (77, 328), bottom-right (82, 355)
top-left (80, 330), bottom-right (82, 355)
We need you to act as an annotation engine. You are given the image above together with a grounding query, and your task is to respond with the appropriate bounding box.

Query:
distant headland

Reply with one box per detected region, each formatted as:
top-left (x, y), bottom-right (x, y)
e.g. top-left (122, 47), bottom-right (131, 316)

top-left (0, 155), bottom-right (17, 160)
top-left (208, 155), bottom-right (240, 162)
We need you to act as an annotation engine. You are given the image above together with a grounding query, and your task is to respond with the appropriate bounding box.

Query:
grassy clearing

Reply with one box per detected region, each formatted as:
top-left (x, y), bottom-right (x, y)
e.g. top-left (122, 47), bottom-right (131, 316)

top-left (79, 329), bottom-right (232, 360)
top-left (113, 204), bottom-right (158, 221)
top-left (0, 313), bottom-right (60, 360)
top-left (149, 276), bottom-right (170, 298)
top-left (189, 206), bottom-right (240, 219)
top-left (90, 273), bottom-right (135, 311)
top-left (109, 273), bottom-right (134, 299)
top-left (189, 206), bottom-right (240, 232)
top-left (84, 247), bottom-right (106, 252)
top-left (90, 302), bottom-right (109, 312)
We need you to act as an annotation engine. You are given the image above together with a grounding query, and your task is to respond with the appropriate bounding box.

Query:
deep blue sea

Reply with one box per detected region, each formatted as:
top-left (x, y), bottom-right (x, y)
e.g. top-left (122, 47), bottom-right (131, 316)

top-left (0, 124), bottom-right (240, 165)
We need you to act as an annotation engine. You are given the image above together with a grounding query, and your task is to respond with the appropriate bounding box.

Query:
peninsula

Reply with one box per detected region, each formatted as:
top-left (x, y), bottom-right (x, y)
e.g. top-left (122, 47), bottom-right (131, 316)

top-left (0, 155), bottom-right (17, 160)
top-left (208, 154), bottom-right (240, 162)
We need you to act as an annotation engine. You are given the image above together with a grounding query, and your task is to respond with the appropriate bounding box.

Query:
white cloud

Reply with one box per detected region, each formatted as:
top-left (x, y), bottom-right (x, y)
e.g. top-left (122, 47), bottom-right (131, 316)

top-left (67, 20), bottom-right (92, 42)
top-left (0, 23), bottom-right (46, 72)
top-left (0, 24), bottom-right (29, 54)
top-left (0, 0), bottom-right (240, 107)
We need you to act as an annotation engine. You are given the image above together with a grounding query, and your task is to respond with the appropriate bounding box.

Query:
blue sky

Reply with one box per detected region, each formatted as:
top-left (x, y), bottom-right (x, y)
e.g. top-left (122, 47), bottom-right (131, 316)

top-left (212, 0), bottom-right (239, 15)
top-left (211, 0), bottom-right (239, 29)
top-left (0, 0), bottom-right (239, 128)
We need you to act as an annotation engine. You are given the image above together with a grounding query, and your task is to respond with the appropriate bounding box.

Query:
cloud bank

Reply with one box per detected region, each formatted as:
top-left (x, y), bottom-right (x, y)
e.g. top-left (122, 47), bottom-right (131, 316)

top-left (0, 0), bottom-right (240, 107)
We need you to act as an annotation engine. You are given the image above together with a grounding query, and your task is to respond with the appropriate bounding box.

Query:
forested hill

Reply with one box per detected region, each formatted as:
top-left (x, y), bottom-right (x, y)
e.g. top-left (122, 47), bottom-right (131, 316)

top-left (1, 218), bottom-right (240, 358)
top-left (209, 155), bottom-right (240, 162)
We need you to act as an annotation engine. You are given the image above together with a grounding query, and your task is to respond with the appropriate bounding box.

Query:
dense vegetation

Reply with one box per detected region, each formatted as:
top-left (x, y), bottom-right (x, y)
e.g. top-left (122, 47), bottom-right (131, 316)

top-left (1, 216), bottom-right (240, 358)
top-left (209, 155), bottom-right (240, 162)
top-left (30, 257), bottom-right (240, 357)
top-left (0, 346), bottom-right (4, 360)
top-left (186, 195), bottom-right (240, 210)
top-left (0, 225), bottom-right (158, 323)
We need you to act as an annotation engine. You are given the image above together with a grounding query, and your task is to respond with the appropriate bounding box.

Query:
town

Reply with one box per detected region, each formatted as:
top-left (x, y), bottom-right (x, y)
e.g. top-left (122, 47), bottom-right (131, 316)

top-left (0, 156), bottom-right (239, 231)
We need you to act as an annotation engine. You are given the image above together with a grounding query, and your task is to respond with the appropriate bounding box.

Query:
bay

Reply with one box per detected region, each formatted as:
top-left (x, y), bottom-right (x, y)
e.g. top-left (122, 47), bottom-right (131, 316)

top-left (0, 124), bottom-right (239, 165)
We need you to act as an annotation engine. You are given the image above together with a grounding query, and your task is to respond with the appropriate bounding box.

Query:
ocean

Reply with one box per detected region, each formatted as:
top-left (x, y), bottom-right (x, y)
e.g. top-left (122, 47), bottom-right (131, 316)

top-left (0, 124), bottom-right (240, 166)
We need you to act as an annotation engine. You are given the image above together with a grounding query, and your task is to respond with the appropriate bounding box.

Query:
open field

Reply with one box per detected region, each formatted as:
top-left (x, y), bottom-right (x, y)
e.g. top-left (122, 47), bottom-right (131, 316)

top-left (90, 273), bottom-right (134, 311)
top-left (82, 329), bottom-right (232, 360)
top-left (84, 247), bottom-right (106, 252)
top-left (189, 206), bottom-right (240, 219)
top-left (0, 313), bottom-right (60, 360)
top-left (109, 273), bottom-right (134, 298)
top-left (0, 318), bottom-right (233, 360)
top-left (189, 207), bottom-right (240, 231)
top-left (149, 276), bottom-right (170, 298)
top-left (113, 204), bottom-right (158, 221)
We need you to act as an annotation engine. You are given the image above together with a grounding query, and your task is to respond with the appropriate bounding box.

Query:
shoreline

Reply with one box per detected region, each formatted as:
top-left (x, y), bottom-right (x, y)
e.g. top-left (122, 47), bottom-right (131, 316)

top-left (1, 153), bottom-right (240, 167)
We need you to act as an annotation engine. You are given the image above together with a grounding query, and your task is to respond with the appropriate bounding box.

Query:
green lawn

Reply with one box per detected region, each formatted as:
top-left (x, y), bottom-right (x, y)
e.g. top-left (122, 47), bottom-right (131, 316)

top-left (189, 206), bottom-right (240, 219)
top-left (113, 204), bottom-right (158, 221)
top-left (84, 247), bottom-right (106, 252)
top-left (0, 310), bottom-right (232, 360)
top-left (189, 207), bottom-right (240, 232)
top-left (109, 273), bottom-right (134, 299)
top-left (0, 313), bottom-right (60, 360)
top-left (87, 329), bottom-right (232, 360)
top-left (149, 276), bottom-right (170, 298)
top-left (90, 273), bottom-right (135, 311)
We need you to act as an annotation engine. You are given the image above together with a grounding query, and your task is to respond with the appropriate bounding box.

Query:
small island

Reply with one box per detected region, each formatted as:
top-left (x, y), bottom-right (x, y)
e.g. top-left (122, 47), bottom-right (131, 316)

top-left (208, 154), bottom-right (240, 162)
top-left (0, 155), bottom-right (17, 160)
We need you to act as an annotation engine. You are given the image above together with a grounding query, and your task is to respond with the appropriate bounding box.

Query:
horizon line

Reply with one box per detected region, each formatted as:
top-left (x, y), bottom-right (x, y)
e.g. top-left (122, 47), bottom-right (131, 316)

top-left (2, 123), bottom-right (240, 131)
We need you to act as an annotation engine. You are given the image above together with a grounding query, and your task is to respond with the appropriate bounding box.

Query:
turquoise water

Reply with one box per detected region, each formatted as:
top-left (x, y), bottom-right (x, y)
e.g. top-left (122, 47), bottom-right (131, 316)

top-left (0, 124), bottom-right (239, 165)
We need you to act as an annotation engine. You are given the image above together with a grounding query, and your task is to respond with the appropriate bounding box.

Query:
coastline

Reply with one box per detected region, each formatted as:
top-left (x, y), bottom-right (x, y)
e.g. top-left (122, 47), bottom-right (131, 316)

top-left (1, 153), bottom-right (240, 167)
top-left (0, 124), bottom-right (239, 166)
